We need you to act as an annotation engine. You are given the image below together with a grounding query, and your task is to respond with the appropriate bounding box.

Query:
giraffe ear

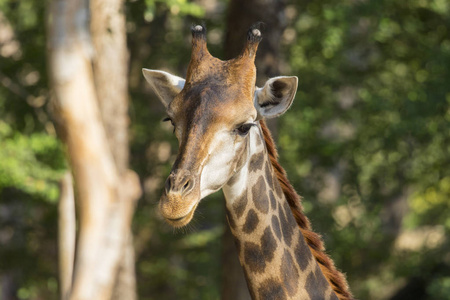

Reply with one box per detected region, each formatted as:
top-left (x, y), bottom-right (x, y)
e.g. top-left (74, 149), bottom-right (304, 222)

top-left (254, 76), bottom-right (298, 119)
top-left (142, 69), bottom-right (185, 107)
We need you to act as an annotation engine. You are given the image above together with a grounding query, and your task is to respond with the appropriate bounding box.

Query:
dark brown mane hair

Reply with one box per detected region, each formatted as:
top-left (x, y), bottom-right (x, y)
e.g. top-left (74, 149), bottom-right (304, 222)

top-left (259, 120), bottom-right (354, 300)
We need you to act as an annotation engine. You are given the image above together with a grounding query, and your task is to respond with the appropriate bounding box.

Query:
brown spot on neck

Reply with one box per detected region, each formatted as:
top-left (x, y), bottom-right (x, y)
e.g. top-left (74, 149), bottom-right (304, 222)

top-left (243, 242), bottom-right (266, 273)
top-left (271, 215), bottom-right (282, 241)
top-left (232, 190), bottom-right (248, 219)
top-left (258, 278), bottom-right (287, 300)
top-left (243, 209), bottom-right (259, 234)
top-left (280, 249), bottom-right (300, 297)
top-left (259, 120), bottom-right (353, 299)
top-left (249, 152), bottom-right (265, 173)
top-left (252, 176), bottom-right (269, 214)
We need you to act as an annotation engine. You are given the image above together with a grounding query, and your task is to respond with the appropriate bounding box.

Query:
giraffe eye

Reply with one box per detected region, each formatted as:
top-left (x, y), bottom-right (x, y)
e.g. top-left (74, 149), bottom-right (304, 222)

top-left (236, 123), bottom-right (255, 136)
top-left (163, 117), bottom-right (175, 133)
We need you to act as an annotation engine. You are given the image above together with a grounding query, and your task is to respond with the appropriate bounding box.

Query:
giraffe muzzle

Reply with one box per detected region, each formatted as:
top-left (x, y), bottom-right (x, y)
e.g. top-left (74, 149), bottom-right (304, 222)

top-left (159, 169), bottom-right (200, 227)
top-left (165, 169), bottom-right (195, 196)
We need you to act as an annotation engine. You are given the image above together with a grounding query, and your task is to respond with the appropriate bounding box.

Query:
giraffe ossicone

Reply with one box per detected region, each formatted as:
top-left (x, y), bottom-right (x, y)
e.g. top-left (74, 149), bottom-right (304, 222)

top-left (143, 24), bottom-right (353, 300)
top-left (252, 28), bottom-right (261, 37)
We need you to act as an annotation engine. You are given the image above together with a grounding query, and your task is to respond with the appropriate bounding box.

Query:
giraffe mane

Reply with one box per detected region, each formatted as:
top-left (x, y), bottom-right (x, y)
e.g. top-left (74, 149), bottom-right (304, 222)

top-left (260, 120), bottom-right (354, 300)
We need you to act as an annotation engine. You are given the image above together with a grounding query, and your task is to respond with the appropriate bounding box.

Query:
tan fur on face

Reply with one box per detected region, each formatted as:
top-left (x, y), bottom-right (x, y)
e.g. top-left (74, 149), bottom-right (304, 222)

top-left (160, 27), bottom-right (260, 224)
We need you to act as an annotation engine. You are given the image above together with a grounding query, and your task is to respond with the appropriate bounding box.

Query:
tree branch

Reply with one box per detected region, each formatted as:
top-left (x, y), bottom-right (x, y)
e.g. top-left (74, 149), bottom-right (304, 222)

top-left (58, 171), bottom-right (75, 300)
top-left (48, 0), bottom-right (140, 299)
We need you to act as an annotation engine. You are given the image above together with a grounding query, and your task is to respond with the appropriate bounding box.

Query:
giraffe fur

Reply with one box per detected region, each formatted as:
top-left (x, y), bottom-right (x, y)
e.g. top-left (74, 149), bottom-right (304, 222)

top-left (142, 23), bottom-right (354, 300)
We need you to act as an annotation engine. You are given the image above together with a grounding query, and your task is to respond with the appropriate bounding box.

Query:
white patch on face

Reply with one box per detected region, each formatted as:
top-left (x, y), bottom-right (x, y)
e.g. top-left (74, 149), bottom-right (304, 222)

top-left (199, 126), bottom-right (248, 199)
top-left (222, 124), bottom-right (265, 204)
top-left (222, 166), bottom-right (248, 204)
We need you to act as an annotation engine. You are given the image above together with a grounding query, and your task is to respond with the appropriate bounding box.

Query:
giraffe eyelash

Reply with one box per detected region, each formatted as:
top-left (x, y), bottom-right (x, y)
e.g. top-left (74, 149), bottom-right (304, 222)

top-left (162, 117), bottom-right (176, 133)
top-left (235, 123), bottom-right (256, 136)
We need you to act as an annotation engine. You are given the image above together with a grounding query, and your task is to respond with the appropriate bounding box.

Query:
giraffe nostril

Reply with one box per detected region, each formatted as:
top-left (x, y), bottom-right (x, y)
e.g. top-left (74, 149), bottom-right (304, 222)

top-left (165, 170), bottom-right (195, 195)
top-left (165, 176), bottom-right (172, 194)
top-left (181, 179), bottom-right (192, 195)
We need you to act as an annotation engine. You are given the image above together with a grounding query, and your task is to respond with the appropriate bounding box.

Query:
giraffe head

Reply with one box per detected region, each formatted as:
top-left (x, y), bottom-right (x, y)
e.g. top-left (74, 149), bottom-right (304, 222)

top-left (143, 25), bottom-right (298, 227)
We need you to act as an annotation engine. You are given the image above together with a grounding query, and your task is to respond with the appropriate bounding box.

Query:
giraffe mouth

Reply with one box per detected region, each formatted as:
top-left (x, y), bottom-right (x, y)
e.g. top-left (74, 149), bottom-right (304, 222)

top-left (164, 201), bottom-right (199, 228)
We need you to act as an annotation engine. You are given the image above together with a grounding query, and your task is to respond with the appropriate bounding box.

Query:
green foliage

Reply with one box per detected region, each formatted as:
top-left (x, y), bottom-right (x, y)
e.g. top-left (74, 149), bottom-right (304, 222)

top-left (144, 0), bottom-right (205, 22)
top-left (0, 1), bottom-right (65, 299)
top-left (280, 0), bottom-right (450, 298)
top-left (126, 1), bottom-right (226, 298)
top-left (0, 121), bottom-right (66, 202)
top-left (133, 190), bottom-right (224, 300)
top-left (1, 0), bottom-right (449, 299)
top-left (428, 277), bottom-right (450, 299)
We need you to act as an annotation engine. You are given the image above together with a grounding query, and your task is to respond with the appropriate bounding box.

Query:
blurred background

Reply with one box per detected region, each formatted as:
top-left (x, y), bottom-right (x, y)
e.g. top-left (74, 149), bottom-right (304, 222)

top-left (0, 0), bottom-right (449, 299)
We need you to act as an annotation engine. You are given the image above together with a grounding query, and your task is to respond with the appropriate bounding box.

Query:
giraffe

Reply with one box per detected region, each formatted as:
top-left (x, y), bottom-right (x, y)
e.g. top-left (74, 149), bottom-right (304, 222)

top-left (143, 24), bottom-right (353, 300)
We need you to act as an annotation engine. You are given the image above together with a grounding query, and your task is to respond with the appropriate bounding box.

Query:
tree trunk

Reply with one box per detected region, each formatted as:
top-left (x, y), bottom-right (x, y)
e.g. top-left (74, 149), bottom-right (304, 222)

top-left (1, 271), bottom-right (19, 300)
top-left (89, 0), bottom-right (138, 298)
top-left (47, 0), bottom-right (141, 299)
top-left (221, 225), bottom-right (251, 300)
top-left (58, 172), bottom-right (75, 300)
top-left (222, 1), bottom-right (287, 299)
top-left (225, 0), bottom-right (286, 138)
top-left (224, 0), bottom-right (287, 82)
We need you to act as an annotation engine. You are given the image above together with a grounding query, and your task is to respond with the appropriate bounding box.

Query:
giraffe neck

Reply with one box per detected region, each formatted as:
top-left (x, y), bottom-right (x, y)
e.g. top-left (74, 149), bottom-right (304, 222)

top-left (223, 123), bottom-right (338, 300)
